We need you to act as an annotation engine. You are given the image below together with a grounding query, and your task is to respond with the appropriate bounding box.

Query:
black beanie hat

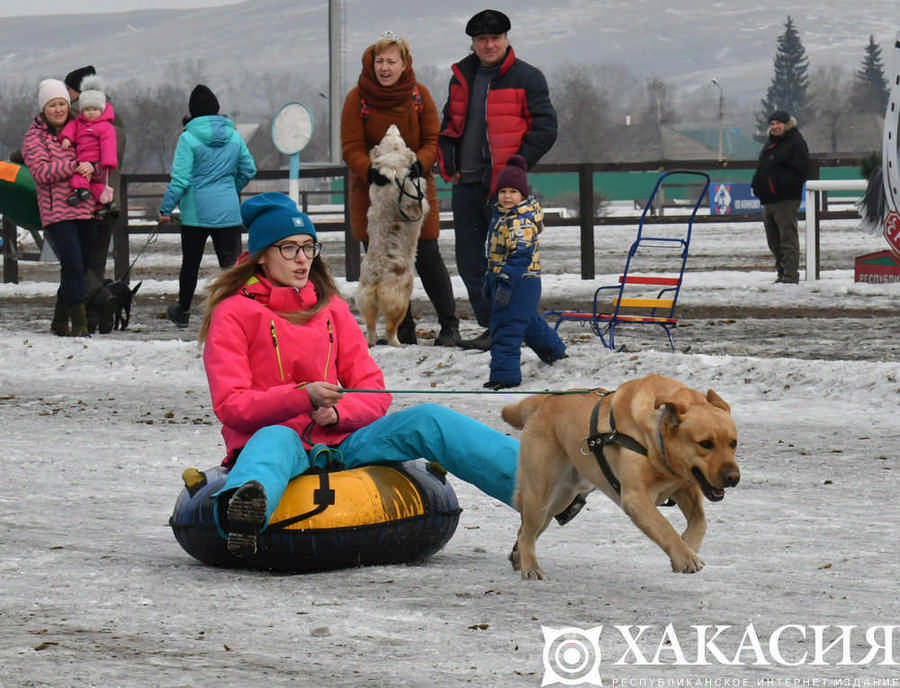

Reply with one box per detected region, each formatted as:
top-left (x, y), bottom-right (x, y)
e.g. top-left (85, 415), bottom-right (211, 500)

top-left (465, 9), bottom-right (511, 36)
top-left (64, 65), bottom-right (96, 93)
top-left (768, 110), bottom-right (790, 124)
top-left (189, 84), bottom-right (220, 118)
top-left (495, 154), bottom-right (529, 197)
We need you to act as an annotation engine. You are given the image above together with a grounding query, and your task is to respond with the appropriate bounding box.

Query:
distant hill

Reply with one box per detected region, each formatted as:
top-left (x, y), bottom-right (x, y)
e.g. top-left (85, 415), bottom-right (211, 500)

top-left (1, 0), bottom-right (896, 113)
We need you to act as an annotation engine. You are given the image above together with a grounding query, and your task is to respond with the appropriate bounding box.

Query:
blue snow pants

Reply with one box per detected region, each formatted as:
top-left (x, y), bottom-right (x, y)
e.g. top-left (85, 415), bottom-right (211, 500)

top-left (215, 404), bottom-right (520, 531)
top-left (486, 274), bottom-right (567, 385)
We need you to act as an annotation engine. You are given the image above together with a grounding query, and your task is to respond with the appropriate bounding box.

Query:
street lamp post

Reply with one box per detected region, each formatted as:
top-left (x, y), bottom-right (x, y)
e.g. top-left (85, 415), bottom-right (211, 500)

top-left (711, 78), bottom-right (724, 161)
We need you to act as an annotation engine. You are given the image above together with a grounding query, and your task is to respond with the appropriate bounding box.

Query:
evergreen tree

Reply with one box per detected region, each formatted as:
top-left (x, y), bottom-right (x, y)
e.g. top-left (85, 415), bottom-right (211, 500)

top-left (851, 35), bottom-right (890, 113)
top-left (756, 16), bottom-right (810, 136)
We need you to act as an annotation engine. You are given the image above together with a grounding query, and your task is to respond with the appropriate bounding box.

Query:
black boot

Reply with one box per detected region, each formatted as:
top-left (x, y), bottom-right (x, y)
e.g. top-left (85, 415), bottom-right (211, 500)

top-left (50, 297), bottom-right (69, 336)
top-left (167, 303), bottom-right (190, 327)
top-left (459, 328), bottom-right (491, 351)
top-left (397, 308), bottom-right (417, 345)
top-left (435, 323), bottom-right (461, 346)
top-left (555, 494), bottom-right (588, 525)
top-left (67, 303), bottom-right (88, 337)
top-left (225, 481), bottom-right (267, 558)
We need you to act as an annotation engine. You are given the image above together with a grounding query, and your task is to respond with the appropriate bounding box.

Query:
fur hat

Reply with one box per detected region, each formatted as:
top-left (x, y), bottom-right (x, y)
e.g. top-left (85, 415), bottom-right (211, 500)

top-left (242, 193), bottom-right (317, 255)
top-left (768, 110), bottom-right (791, 124)
top-left (495, 154), bottom-right (529, 197)
top-left (64, 65), bottom-right (95, 93)
top-left (77, 75), bottom-right (106, 112)
top-left (465, 9), bottom-right (511, 36)
top-left (188, 84), bottom-right (220, 118)
top-left (37, 79), bottom-right (70, 111)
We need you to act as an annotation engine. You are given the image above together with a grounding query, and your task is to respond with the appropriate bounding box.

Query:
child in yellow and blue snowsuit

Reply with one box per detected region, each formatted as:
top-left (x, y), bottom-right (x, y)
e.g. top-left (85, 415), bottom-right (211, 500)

top-left (483, 155), bottom-right (566, 389)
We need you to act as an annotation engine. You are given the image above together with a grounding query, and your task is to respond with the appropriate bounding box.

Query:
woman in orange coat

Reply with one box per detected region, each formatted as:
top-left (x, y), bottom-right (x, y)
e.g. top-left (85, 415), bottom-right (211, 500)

top-left (341, 32), bottom-right (460, 346)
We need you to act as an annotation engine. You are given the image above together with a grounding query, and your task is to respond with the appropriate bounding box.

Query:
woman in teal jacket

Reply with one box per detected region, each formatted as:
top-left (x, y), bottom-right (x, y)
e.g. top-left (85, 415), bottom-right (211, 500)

top-left (159, 84), bottom-right (257, 327)
top-left (200, 192), bottom-right (519, 558)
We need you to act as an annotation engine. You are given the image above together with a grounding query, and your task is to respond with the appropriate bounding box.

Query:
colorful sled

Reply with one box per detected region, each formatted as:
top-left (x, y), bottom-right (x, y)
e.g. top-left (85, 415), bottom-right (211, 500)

top-left (0, 161), bottom-right (41, 231)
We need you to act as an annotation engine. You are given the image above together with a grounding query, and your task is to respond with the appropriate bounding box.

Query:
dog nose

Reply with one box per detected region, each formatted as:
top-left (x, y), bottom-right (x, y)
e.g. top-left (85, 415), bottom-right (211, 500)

top-left (721, 467), bottom-right (740, 487)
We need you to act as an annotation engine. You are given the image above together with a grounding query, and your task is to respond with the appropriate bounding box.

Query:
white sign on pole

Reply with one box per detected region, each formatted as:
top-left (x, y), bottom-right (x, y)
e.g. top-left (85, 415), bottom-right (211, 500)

top-left (271, 102), bottom-right (314, 206)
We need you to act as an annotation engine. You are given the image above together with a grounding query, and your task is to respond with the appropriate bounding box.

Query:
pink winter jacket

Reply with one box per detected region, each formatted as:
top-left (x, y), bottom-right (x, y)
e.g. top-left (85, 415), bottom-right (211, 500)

top-left (22, 115), bottom-right (95, 227)
top-left (59, 102), bottom-right (118, 171)
top-left (203, 274), bottom-right (392, 464)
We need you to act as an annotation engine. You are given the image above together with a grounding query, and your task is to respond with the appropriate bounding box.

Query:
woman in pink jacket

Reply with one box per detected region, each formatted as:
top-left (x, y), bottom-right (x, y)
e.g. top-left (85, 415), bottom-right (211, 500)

top-left (22, 78), bottom-right (99, 336)
top-left (199, 192), bottom-right (519, 558)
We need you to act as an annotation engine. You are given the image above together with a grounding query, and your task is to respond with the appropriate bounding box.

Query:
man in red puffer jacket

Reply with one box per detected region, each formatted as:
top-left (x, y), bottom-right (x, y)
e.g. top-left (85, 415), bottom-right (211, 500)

top-left (438, 9), bottom-right (557, 350)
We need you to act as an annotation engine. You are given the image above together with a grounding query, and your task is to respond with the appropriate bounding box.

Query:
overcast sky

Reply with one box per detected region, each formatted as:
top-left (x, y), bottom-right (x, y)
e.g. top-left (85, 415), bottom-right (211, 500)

top-left (0, 0), bottom-right (241, 17)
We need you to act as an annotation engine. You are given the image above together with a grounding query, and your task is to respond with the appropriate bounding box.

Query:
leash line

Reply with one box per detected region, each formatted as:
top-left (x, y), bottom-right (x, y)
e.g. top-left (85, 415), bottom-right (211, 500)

top-left (338, 387), bottom-right (602, 396)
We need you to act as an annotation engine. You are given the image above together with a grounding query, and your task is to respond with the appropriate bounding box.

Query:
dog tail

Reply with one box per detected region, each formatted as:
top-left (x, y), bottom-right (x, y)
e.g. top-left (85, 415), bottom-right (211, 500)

top-left (501, 394), bottom-right (549, 429)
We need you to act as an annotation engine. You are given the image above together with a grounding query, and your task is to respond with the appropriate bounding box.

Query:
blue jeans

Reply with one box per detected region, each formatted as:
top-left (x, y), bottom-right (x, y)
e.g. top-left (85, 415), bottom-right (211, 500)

top-left (216, 404), bottom-right (520, 530)
top-left (44, 219), bottom-right (98, 305)
top-left (451, 183), bottom-right (493, 327)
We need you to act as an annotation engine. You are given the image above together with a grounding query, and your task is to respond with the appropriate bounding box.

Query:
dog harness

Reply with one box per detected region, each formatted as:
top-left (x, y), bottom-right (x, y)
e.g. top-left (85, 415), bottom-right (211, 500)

top-left (585, 397), bottom-right (648, 497)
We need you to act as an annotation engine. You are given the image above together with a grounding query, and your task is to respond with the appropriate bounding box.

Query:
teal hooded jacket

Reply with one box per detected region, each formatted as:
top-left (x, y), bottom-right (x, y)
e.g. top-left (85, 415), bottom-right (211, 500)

top-left (160, 115), bottom-right (256, 227)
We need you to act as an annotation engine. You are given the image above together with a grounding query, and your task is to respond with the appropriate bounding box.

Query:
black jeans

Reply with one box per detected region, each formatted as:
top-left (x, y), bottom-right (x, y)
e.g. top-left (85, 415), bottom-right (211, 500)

top-left (44, 219), bottom-right (98, 305)
top-left (451, 182), bottom-right (493, 327)
top-left (178, 225), bottom-right (242, 311)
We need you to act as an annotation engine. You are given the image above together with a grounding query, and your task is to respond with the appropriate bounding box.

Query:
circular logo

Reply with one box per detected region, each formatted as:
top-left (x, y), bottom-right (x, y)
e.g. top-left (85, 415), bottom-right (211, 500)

top-left (883, 210), bottom-right (900, 259)
top-left (546, 630), bottom-right (598, 681)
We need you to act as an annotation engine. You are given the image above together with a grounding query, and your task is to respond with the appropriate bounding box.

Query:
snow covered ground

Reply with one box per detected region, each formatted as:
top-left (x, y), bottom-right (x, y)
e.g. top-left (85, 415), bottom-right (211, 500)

top-left (1, 216), bottom-right (899, 687)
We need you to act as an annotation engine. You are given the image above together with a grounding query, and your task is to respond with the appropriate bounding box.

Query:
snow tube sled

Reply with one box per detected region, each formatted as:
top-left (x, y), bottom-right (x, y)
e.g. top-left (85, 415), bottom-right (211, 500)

top-left (169, 460), bottom-right (461, 572)
top-left (0, 161), bottom-right (41, 232)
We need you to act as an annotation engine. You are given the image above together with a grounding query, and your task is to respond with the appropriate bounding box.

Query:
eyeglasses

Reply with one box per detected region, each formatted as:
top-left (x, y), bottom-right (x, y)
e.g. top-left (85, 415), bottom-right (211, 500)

top-left (273, 241), bottom-right (321, 260)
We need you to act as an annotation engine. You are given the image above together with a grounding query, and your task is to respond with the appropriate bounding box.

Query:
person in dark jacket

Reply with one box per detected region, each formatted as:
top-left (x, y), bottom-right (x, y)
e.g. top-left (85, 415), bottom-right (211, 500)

top-left (438, 9), bottom-right (557, 350)
top-left (159, 84), bottom-right (257, 327)
top-left (751, 110), bottom-right (810, 283)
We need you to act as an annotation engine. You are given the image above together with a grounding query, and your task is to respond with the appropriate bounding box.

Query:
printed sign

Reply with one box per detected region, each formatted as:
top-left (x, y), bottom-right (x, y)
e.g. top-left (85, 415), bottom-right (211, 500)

top-left (883, 210), bottom-right (900, 258)
top-left (709, 183), bottom-right (760, 215)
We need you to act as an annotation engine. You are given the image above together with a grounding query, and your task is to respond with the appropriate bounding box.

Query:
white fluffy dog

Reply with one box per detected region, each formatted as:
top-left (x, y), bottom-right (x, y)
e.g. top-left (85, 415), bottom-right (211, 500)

top-left (356, 124), bottom-right (428, 347)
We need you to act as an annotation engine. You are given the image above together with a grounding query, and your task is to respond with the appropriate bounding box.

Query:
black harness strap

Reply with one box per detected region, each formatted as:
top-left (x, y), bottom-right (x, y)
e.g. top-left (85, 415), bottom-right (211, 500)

top-left (585, 398), bottom-right (648, 497)
top-left (267, 470), bottom-right (336, 530)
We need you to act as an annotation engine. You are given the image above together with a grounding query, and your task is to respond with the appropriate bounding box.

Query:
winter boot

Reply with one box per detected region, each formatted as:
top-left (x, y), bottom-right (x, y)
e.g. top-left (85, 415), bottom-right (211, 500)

top-left (397, 309), bottom-right (417, 345)
top-left (50, 297), bottom-right (69, 336)
top-left (167, 303), bottom-right (190, 328)
top-left (435, 321), bottom-right (462, 347)
top-left (225, 481), bottom-right (267, 558)
top-left (68, 303), bottom-right (88, 337)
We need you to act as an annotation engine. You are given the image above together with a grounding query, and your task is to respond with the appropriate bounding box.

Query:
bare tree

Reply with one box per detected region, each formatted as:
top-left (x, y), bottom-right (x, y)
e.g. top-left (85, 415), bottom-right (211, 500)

top-left (807, 65), bottom-right (850, 152)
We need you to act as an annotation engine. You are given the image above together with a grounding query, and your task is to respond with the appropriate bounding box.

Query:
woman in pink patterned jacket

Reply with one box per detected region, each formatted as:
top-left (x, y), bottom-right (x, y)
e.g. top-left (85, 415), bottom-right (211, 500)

top-left (22, 78), bottom-right (99, 336)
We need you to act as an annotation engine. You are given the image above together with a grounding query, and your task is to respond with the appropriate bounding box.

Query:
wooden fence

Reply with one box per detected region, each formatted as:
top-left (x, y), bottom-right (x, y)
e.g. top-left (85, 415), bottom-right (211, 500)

top-left (2, 155), bottom-right (864, 284)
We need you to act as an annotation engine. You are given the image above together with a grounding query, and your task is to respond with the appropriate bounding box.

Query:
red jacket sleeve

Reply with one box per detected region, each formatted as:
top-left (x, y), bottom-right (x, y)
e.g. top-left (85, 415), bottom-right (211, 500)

top-left (203, 305), bottom-right (315, 434)
top-left (328, 298), bottom-right (392, 430)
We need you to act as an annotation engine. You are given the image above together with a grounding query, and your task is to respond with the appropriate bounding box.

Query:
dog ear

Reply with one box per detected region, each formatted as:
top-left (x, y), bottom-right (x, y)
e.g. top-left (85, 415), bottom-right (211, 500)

top-left (705, 389), bottom-right (730, 412)
top-left (654, 394), bottom-right (690, 419)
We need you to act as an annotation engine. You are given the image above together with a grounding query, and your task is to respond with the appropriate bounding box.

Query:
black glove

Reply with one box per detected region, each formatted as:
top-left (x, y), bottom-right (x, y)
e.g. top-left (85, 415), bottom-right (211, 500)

top-left (407, 159), bottom-right (424, 179)
top-left (368, 167), bottom-right (390, 186)
top-left (494, 275), bottom-right (512, 307)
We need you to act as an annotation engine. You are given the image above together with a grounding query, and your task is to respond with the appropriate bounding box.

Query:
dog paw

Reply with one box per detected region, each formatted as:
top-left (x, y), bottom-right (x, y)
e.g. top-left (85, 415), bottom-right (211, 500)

top-left (508, 543), bottom-right (520, 570)
top-left (521, 566), bottom-right (546, 581)
top-left (671, 551), bottom-right (705, 574)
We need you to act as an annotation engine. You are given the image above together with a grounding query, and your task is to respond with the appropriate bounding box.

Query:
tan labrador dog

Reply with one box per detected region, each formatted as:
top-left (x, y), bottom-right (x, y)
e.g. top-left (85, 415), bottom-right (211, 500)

top-left (503, 373), bottom-right (740, 580)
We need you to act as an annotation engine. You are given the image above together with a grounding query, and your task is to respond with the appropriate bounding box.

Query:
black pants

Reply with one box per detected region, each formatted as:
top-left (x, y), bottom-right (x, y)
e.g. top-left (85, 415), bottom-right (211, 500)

top-left (44, 219), bottom-right (98, 305)
top-left (404, 237), bottom-right (458, 329)
top-left (178, 225), bottom-right (242, 311)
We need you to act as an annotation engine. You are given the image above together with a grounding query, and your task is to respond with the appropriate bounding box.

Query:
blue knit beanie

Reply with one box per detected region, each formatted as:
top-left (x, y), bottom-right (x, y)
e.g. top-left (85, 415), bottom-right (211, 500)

top-left (242, 193), bottom-right (317, 255)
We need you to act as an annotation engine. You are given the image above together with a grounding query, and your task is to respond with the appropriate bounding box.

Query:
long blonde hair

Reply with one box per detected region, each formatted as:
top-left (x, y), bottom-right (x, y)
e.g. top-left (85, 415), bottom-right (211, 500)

top-left (198, 250), bottom-right (341, 343)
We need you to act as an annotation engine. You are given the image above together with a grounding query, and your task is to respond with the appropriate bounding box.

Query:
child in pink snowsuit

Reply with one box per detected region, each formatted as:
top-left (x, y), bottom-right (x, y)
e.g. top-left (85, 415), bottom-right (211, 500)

top-left (59, 75), bottom-right (118, 208)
